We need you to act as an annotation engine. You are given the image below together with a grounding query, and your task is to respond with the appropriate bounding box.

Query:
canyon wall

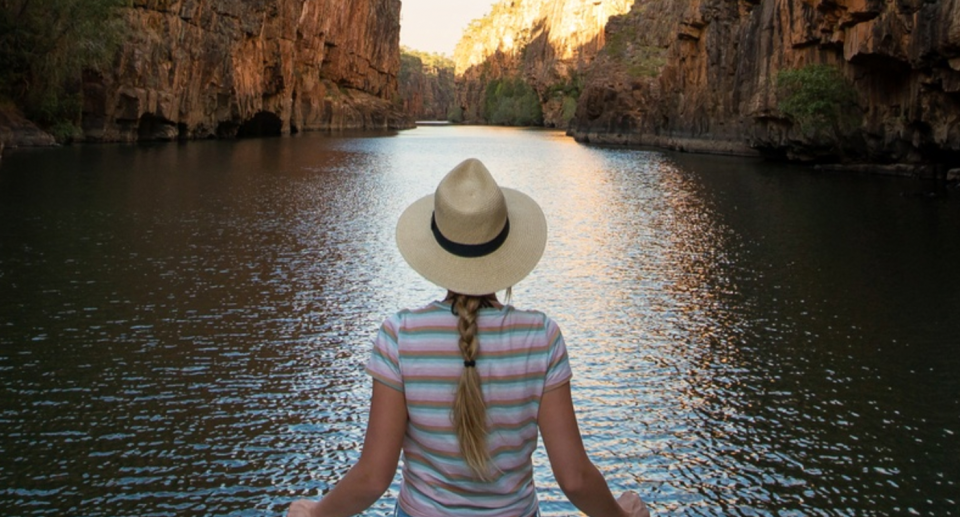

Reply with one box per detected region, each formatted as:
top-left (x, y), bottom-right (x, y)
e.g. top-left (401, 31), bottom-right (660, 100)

top-left (454, 0), bottom-right (634, 127)
top-left (569, 0), bottom-right (960, 169)
top-left (398, 49), bottom-right (456, 121)
top-left (81, 0), bottom-right (412, 142)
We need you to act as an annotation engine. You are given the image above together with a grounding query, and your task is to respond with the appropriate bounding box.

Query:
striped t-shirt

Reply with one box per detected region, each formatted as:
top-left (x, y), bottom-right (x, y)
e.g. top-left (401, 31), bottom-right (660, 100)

top-left (365, 301), bottom-right (572, 517)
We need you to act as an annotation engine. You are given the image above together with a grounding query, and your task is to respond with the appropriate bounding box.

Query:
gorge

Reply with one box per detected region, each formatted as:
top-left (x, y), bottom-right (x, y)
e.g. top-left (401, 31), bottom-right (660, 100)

top-left (453, 0), bottom-right (635, 128)
top-left (2, 0), bottom-right (959, 175)
top-left (450, 0), bottom-right (960, 174)
top-left (398, 48), bottom-right (456, 121)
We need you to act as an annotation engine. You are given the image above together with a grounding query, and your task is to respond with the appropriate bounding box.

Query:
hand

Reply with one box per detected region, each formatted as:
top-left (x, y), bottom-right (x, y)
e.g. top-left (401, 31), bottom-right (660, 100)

top-left (286, 499), bottom-right (319, 517)
top-left (617, 491), bottom-right (650, 517)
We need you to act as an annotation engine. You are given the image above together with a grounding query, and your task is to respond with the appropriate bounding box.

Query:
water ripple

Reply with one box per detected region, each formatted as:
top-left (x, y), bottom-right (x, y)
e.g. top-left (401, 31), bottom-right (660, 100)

top-left (1, 129), bottom-right (958, 516)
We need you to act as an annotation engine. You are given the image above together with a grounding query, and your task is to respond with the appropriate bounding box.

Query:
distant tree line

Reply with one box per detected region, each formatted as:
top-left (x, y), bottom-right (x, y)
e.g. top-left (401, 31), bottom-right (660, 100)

top-left (0, 0), bottom-right (129, 140)
top-left (400, 47), bottom-right (454, 72)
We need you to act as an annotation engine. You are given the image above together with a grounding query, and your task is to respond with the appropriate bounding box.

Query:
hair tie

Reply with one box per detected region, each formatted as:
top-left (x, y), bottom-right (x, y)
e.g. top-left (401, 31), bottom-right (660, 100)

top-left (463, 360), bottom-right (476, 368)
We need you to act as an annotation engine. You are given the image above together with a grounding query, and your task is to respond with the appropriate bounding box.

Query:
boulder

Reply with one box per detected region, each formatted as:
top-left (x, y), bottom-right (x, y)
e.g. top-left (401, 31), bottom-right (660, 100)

top-left (0, 106), bottom-right (57, 148)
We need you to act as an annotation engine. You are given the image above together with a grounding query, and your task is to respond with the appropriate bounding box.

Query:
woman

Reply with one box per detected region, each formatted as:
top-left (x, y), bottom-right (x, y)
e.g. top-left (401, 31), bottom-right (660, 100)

top-left (288, 158), bottom-right (650, 517)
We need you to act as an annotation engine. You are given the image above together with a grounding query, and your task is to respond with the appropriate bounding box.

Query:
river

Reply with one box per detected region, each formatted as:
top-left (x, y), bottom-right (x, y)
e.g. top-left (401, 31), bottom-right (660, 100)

top-left (1, 126), bottom-right (958, 516)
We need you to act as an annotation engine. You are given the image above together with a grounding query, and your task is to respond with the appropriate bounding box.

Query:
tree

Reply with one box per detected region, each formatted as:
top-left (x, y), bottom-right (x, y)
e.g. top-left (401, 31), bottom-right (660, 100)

top-left (0, 0), bottom-right (129, 139)
top-left (776, 63), bottom-right (861, 146)
top-left (482, 77), bottom-right (542, 126)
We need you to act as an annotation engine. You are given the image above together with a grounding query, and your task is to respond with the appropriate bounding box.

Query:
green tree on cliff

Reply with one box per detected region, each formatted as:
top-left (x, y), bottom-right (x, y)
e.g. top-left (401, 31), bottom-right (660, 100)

top-left (546, 74), bottom-right (584, 125)
top-left (482, 77), bottom-right (542, 126)
top-left (777, 63), bottom-right (861, 151)
top-left (0, 0), bottom-right (129, 139)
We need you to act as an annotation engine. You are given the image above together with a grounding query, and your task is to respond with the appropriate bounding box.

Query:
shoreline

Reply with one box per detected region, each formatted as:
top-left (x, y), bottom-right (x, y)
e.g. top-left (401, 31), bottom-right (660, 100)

top-left (569, 129), bottom-right (960, 182)
top-left (3, 119), bottom-right (958, 183)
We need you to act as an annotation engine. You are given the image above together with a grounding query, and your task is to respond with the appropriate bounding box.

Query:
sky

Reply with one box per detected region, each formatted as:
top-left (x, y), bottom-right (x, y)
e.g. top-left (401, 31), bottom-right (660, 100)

top-left (399, 0), bottom-right (498, 56)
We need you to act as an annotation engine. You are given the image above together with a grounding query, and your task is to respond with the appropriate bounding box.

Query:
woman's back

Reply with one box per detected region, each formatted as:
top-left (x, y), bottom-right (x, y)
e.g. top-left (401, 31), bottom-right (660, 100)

top-left (284, 159), bottom-right (649, 517)
top-left (367, 301), bottom-right (571, 517)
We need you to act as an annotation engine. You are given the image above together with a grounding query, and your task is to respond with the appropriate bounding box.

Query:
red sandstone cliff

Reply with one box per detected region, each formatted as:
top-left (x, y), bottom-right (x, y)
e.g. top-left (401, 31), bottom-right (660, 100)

top-left (80, 0), bottom-right (412, 142)
top-left (399, 49), bottom-right (456, 121)
top-left (569, 0), bottom-right (960, 171)
top-left (453, 0), bottom-right (634, 127)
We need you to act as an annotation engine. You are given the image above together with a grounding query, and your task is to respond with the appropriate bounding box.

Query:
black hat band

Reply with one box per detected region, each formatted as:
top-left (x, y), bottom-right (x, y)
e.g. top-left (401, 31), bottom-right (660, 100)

top-left (431, 213), bottom-right (510, 258)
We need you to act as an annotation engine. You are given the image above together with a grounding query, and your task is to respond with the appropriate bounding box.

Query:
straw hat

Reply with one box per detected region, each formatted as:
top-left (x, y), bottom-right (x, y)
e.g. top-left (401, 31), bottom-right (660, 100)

top-left (396, 158), bottom-right (547, 295)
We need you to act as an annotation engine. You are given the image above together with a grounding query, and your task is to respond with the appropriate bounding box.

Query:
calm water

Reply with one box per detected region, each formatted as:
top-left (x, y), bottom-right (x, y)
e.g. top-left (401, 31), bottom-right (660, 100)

top-left (1, 126), bottom-right (958, 517)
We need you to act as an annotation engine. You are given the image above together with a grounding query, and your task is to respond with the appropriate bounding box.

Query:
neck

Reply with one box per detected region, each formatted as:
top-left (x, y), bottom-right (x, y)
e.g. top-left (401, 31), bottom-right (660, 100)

top-left (444, 291), bottom-right (502, 309)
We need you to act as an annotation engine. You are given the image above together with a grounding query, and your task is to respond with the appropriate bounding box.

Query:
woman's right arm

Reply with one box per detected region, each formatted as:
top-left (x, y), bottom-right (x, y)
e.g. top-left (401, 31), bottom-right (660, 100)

top-left (539, 382), bottom-right (648, 517)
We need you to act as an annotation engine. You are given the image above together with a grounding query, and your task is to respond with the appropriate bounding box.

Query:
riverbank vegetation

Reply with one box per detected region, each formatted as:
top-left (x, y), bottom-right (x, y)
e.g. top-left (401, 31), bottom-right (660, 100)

top-left (776, 63), bottom-right (862, 152)
top-left (482, 76), bottom-right (543, 126)
top-left (0, 0), bottom-right (129, 141)
top-left (545, 74), bottom-right (583, 125)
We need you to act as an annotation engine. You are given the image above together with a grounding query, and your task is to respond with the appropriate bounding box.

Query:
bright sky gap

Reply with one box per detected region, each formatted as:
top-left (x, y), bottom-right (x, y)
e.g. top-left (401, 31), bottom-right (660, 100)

top-left (399, 0), bottom-right (498, 55)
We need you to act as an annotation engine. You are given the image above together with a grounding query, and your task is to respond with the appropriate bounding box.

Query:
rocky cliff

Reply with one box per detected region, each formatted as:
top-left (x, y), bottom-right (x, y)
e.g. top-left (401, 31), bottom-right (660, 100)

top-left (454, 0), bottom-right (634, 127)
top-left (569, 0), bottom-right (960, 171)
top-left (399, 49), bottom-right (456, 121)
top-left (79, 0), bottom-right (412, 142)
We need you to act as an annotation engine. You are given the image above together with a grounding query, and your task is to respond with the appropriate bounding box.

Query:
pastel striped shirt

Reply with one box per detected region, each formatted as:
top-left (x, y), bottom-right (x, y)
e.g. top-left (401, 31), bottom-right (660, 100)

top-left (365, 301), bottom-right (572, 517)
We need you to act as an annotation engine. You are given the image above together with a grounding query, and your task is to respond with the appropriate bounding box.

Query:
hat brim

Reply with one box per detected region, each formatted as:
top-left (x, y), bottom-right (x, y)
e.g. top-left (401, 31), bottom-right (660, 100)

top-left (396, 188), bottom-right (547, 296)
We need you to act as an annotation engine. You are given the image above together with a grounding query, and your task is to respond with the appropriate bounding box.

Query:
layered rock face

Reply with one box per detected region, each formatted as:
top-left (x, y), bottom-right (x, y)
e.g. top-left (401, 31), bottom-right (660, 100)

top-left (570, 0), bottom-right (960, 169)
top-left (454, 0), bottom-right (634, 127)
top-left (81, 0), bottom-right (412, 142)
top-left (399, 50), bottom-right (456, 121)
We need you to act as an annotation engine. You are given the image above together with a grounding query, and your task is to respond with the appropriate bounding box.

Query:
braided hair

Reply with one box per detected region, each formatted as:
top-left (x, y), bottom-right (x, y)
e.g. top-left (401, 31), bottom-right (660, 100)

top-left (448, 292), bottom-right (495, 479)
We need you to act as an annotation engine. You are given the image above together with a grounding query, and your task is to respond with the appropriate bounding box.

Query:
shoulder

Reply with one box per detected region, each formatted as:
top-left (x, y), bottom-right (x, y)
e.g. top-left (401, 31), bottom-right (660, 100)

top-left (504, 306), bottom-right (559, 327)
top-left (495, 307), bottom-right (565, 341)
top-left (380, 302), bottom-right (452, 332)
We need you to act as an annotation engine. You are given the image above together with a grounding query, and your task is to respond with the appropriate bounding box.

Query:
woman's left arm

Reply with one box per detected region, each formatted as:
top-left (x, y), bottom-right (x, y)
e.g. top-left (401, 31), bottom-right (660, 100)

top-left (287, 380), bottom-right (408, 517)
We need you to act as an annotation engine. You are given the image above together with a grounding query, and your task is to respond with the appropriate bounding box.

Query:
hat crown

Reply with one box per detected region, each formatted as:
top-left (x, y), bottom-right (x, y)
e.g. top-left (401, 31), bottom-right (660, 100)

top-left (433, 159), bottom-right (508, 245)
top-left (395, 157), bottom-right (547, 295)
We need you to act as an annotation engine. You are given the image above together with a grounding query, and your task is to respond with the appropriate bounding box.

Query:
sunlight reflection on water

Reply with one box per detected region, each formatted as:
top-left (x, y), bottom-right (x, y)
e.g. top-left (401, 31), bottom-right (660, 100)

top-left (1, 127), bottom-right (958, 516)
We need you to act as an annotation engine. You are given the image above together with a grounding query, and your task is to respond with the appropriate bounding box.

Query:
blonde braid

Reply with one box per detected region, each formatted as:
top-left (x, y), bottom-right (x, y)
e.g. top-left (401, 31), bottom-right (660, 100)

top-left (450, 293), bottom-right (493, 479)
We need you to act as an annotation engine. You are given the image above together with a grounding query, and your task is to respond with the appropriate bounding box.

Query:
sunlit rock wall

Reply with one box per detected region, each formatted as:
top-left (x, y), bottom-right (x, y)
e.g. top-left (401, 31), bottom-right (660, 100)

top-left (453, 0), bottom-right (634, 127)
top-left (569, 0), bottom-right (960, 169)
top-left (81, 0), bottom-right (412, 142)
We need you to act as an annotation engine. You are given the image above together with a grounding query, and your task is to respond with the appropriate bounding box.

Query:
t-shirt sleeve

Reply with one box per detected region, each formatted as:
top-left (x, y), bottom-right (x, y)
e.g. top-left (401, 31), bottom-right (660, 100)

top-left (543, 316), bottom-right (573, 392)
top-left (364, 313), bottom-right (403, 392)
